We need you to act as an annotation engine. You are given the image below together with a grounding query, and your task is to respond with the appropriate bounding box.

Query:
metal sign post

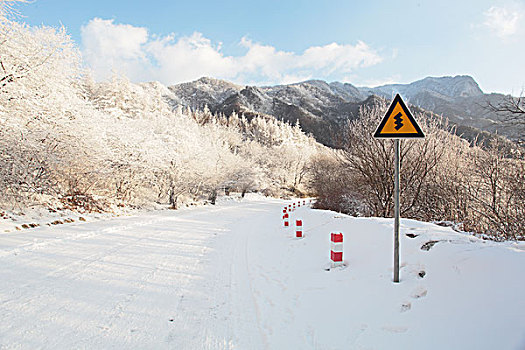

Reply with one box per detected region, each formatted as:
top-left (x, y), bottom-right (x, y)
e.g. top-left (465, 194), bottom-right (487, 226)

top-left (393, 139), bottom-right (400, 283)
top-left (373, 94), bottom-right (424, 283)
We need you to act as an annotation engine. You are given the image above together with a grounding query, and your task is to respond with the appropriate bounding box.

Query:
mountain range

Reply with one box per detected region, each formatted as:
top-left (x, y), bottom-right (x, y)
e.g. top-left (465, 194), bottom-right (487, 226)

top-left (162, 75), bottom-right (519, 147)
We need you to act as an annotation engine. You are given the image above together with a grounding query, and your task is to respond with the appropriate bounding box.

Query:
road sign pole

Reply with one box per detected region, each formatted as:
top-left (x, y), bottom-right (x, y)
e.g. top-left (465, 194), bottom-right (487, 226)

top-left (373, 94), bottom-right (424, 284)
top-left (393, 139), bottom-right (400, 283)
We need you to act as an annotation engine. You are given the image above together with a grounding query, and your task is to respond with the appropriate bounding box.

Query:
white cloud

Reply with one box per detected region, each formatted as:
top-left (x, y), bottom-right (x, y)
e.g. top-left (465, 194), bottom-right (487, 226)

top-left (80, 18), bottom-right (382, 85)
top-left (483, 5), bottom-right (522, 37)
top-left (81, 18), bottom-right (151, 81)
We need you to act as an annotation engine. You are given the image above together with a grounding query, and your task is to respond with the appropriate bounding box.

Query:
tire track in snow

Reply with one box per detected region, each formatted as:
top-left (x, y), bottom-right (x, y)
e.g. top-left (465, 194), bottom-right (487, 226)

top-left (163, 202), bottom-right (274, 349)
top-left (0, 204), bottom-right (260, 307)
top-left (0, 200), bottom-right (286, 348)
top-left (0, 218), bottom-right (166, 308)
top-left (0, 208), bottom-right (234, 347)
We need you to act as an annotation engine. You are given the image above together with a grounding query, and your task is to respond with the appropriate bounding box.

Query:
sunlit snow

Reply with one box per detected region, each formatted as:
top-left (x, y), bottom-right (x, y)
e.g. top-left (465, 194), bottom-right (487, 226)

top-left (1, 195), bottom-right (524, 349)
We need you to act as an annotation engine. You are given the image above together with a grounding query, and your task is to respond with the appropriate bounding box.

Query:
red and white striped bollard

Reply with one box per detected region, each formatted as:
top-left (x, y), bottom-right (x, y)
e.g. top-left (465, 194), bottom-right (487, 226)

top-left (283, 213), bottom-right (289, 227)
top-left (296, 219), bottom-right (303, 238)
top-left (330, 233), bottom-right (343, 267)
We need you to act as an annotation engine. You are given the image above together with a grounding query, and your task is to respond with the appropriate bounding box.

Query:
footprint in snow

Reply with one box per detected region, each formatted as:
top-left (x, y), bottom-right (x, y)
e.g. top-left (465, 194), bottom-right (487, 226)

top-left (421, 240), bottom-right (440, 251)
top-left (411, 286), bottom-right (428, 299)
top-left (400, 302), bottom-right (412, 312)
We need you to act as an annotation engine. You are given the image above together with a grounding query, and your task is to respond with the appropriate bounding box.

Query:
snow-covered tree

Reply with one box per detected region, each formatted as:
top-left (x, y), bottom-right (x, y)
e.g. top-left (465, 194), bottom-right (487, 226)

top-left (0, 2), bottom-right (327, 211)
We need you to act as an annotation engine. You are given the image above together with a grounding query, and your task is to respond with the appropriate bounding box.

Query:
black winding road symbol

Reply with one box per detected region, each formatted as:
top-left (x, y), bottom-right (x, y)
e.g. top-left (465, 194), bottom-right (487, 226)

top-left (394, 112), bottom-right (404, 130)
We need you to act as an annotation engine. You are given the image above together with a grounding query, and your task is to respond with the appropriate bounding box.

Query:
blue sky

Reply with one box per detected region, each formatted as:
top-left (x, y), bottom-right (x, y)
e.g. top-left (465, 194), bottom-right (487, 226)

top-left (17, 0), bottom-right (525, 94)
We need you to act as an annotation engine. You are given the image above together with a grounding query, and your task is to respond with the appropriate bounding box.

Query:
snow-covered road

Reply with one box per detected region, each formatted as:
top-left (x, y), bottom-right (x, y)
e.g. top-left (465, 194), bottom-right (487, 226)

top-left (1, 197), bottom-right (524, 349)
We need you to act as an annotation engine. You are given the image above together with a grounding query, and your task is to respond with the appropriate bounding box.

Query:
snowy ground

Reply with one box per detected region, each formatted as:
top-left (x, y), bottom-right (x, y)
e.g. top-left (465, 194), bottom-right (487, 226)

top-left (0, 195), bottom-right (524, 349)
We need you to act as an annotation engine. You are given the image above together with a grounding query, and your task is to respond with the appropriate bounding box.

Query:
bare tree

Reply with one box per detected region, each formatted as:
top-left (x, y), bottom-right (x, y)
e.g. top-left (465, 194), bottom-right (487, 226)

top-left (339, 102), bottom-right (453, 218)
top-left (487, 94), bottom-right (525, 126)
top-left (463, 139), bottom-right (525, 240)
top-left (486, 93), bottom-right (525, 144)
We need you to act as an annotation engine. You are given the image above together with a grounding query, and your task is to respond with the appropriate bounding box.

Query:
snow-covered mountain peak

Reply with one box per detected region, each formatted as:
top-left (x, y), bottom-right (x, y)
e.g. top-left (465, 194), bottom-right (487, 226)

top-left (193, 76), bottom-right (243, 90)
top-left (168, 76), bottom-right (243, 110)
top-left (163, 74), bottom-right (516, 145)
top-left (365, 75), bottom-right (484, 100)
top-left (413, 75), bottom-right (484, 98)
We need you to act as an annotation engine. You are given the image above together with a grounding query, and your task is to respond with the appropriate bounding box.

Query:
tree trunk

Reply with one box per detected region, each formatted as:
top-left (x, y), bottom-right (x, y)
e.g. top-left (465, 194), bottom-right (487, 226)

top-left (169, 188), bottom-right (177, 209)
top-left (209, 190), bottom-right (217, 205)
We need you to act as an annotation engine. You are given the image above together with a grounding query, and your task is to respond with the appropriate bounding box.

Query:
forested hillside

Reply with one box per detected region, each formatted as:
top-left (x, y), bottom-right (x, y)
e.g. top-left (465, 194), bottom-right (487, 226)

top-left (0, 6), bottom-right (325, 212)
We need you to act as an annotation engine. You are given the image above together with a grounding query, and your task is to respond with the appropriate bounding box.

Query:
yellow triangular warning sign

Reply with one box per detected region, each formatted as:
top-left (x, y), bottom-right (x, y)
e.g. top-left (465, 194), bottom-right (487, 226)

top-left (373, 94), bottom-right (424, 138)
